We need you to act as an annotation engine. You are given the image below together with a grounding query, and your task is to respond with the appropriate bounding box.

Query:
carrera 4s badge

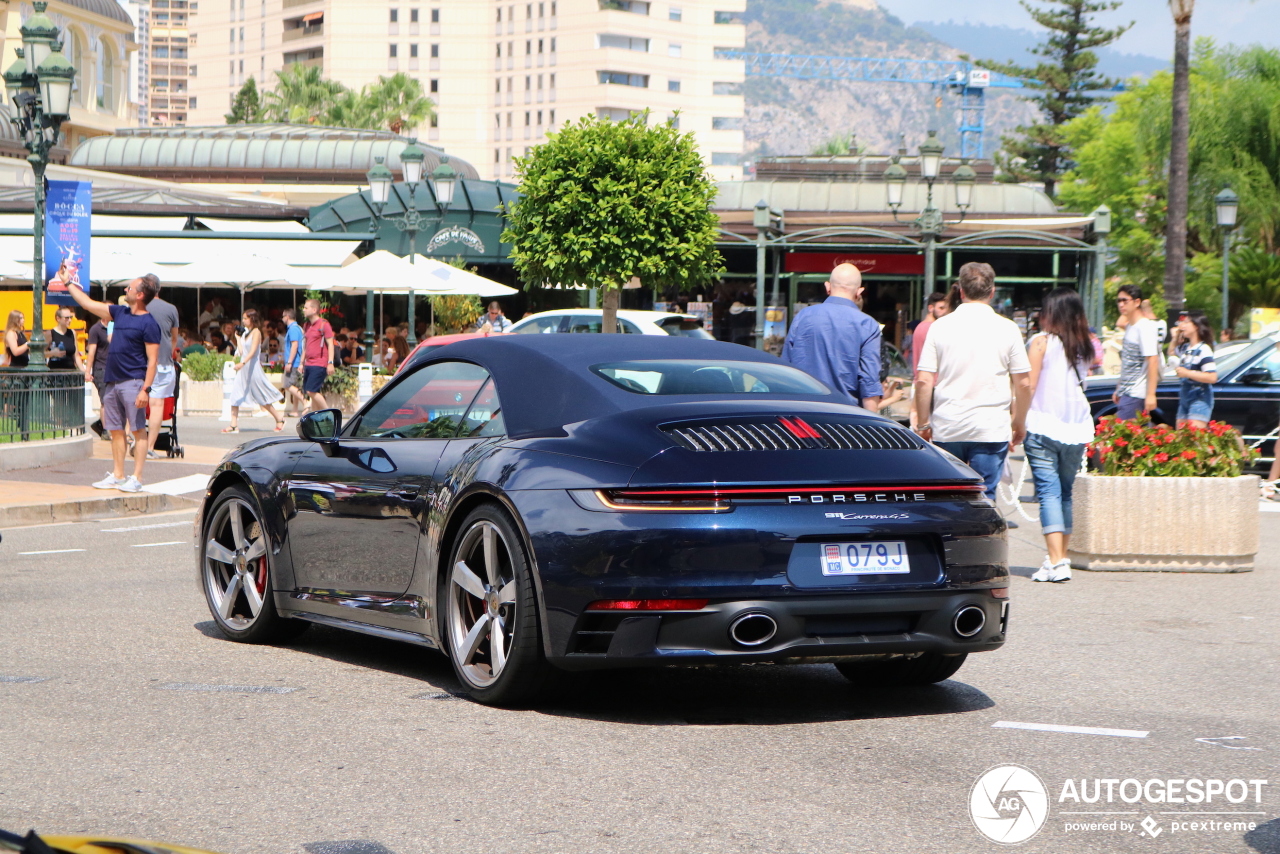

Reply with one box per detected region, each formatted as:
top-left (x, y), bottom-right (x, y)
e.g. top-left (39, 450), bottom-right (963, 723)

top-left (825, 512), bottom-right (911, 520)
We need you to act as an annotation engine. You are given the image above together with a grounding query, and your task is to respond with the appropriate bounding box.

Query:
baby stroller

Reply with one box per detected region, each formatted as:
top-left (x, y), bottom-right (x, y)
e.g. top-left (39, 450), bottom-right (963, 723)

top-left (151, 361), bottom-right (185, 459)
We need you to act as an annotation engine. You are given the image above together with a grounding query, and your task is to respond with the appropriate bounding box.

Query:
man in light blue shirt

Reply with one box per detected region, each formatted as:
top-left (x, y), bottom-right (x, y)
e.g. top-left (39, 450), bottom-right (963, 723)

top-left (282, 307), bottom-right (306, 418)
top-left (782, 263), bottom-right (883, 412)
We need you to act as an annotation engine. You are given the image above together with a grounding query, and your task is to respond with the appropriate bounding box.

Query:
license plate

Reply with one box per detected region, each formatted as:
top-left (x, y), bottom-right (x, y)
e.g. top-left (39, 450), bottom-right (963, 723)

top-left (820, 541), bottom-right (911, 576)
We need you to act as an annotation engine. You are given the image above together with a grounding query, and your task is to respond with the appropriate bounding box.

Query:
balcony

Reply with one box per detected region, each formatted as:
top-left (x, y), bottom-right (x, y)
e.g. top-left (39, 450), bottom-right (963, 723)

top-left (282, 0), bottom-right (320, 8)
top-left (282, 23), bottom-right (323, 42)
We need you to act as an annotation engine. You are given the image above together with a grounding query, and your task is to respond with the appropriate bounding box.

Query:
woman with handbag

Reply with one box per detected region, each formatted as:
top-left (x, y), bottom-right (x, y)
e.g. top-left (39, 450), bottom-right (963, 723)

top-left (1024, 288), bottom-right (1097, 583)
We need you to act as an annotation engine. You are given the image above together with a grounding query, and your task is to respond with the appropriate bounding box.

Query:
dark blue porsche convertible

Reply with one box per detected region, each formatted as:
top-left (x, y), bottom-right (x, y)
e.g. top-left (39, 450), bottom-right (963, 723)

top-left (195, 336), bottom-right (1009, 705)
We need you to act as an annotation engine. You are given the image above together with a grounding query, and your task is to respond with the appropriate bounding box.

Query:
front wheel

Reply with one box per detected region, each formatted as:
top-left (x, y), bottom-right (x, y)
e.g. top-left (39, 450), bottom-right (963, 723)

top-left (444, 504), bottom-right (553, 705)
top-left (835, 652), bottom-right (967, 686)
top-left (201, 485), bottom-right (307, 644)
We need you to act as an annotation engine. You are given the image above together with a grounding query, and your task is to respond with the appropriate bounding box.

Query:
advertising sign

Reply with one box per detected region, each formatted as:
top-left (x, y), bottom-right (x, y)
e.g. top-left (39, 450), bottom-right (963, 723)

top-left (44, 180), bottom-right (91, 308)
top-left (1249, 307), bottom-right (1280, 339)
top-left (784, 253), bottom-right (925, 276)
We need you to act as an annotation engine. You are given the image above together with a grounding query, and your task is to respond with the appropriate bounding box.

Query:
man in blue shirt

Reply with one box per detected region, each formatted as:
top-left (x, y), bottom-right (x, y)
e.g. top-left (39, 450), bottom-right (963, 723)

top-left (67, 275), bottom-right (161, 492)
top-left (281, 307), bottom-right (306, 418)
top-left (782, 263), bottom-right (883, 412)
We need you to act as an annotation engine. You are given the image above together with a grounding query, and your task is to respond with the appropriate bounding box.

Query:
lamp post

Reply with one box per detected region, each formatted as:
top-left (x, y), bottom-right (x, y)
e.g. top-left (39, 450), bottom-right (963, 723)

top-left (364, 140), bottom-right (444, 348)
top-left (1090, 205), bottom-right (1111, 331)
top-left (1216, 187), bottom-right (1238, 338)
top-left (4, 1), bottom-right (76, 371)
top-left (884, 130), bottom-right (972, 307)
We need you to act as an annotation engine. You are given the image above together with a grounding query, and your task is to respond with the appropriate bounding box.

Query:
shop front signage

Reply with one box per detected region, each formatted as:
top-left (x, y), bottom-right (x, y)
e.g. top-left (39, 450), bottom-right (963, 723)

top-left (784, 253), bottom-right (925, 276)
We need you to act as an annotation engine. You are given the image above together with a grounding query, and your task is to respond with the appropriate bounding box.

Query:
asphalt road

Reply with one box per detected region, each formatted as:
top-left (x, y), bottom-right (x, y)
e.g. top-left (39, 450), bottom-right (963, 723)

top-left (1, 506), bottom-right (1277, 854)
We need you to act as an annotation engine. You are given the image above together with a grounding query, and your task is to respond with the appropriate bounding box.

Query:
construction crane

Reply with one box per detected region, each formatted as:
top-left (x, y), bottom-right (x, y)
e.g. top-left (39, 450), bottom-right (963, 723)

top-left (719, 51), bottom-right (1031, 160)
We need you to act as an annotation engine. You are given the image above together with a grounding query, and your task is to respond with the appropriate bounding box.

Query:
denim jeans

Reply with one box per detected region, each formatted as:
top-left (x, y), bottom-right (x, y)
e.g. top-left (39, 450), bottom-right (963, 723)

top-left (1024, 432), bottom-right (1086, 535)
top-left (935, 441), bottom-right (1008, 502)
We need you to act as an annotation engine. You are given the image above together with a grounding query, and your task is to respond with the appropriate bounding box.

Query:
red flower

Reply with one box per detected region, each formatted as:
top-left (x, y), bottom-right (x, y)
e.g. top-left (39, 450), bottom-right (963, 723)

top-left (1155, 453), bottom-right (1169, 462)
top-left (1115, 439), bottom-right (1128, 447)
top-left (1181, 450), bottom-right (1197, 460)
top-left (1133, 447), bottom-right (1150, 457)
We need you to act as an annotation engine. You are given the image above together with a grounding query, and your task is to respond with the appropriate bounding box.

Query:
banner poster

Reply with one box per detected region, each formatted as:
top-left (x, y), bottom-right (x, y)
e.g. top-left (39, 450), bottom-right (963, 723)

top-left (1250, 307), bottom-right (1280, 339)
top-left (44, 179), bottom-right (92, 308)
top-left (686, 301), bottom-right (713, 332)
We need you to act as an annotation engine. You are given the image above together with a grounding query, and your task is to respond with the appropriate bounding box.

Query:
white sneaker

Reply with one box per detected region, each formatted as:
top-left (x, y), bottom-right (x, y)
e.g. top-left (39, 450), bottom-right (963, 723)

top-left (93, 473), bottom-right (124, 489)
top-left (117, 476), bottom-right (142, 493)
top-left (1031, 557), bottom-right (1055, 582)
top-left (1050, 560), bottom-right (1073, 583)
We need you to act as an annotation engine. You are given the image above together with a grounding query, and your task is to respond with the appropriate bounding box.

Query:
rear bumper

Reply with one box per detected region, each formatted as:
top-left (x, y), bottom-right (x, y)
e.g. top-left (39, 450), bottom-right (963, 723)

top-left (548, 589), bottom-right (1008, 670)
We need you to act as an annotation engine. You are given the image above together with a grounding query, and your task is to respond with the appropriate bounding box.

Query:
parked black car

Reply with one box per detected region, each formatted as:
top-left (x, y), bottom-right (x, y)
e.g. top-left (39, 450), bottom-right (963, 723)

top-left (195, 335), bottom-right (1010, 705)
top-left (1084, 335), bottom-right (1279, 470)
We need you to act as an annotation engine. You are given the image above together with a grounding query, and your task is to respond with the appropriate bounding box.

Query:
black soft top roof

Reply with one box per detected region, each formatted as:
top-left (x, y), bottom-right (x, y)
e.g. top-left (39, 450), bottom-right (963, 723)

top-left (413, 334), bottom-right (842, 439)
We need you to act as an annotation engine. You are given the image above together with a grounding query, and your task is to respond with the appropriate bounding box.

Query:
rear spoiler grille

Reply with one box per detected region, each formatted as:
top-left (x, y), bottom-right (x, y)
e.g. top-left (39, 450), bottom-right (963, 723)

top-left (664, 418), bottom-right (923, 452)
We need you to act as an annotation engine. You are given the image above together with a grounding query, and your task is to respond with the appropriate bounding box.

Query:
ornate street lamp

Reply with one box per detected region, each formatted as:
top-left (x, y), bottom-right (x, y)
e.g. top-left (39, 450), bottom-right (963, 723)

top-left (1216, 187), bottom-right (1239, 338)
top-left (364, 140), bottom-right (437, 347)
top-left (6, 2), bottom-right (77, 371)
top-left (882, 130), bottom-right (969, 304)
top-left (431, 155), bottom-right (456, 209)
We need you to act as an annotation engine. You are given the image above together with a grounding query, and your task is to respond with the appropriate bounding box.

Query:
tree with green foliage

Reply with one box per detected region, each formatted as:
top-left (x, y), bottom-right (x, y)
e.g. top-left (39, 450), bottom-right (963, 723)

top-left (225, 77), bottom-right (263, 124)
top-left (981, 0), bottom-right (1131, 196)
top-left (811, 133), bottom-right (860, 156)
top-left (1163, 0), bottom-right (1195, 323)
top-left (502, 112), bottom-right (723, 333)
top-left (364, 74), bottom-right (435, 135)
top-left (1058, 43), bottom-right (1280, 329)
top-left (262, 64), bottom-right (347, 124)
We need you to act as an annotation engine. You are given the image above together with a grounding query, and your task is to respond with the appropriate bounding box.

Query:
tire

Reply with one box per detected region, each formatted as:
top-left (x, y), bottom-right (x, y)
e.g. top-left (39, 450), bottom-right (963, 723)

top-left (200, 484), bottom-right (308, 644)
top-left (835, 652), bottom-right (967, 686)
top-left (443, 503), bottom-right (554, 706)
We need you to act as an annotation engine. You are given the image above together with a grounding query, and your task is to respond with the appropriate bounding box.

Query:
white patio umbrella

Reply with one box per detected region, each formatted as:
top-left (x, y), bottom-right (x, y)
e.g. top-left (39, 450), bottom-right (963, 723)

top-left (89, 251), bottom-right (173, 286)
top-left (169, 253), bottom-right (318, 313)
top-left (0, 258), bottom-right (31, 279)
top-left (408, 255), bottom-right (519, 298)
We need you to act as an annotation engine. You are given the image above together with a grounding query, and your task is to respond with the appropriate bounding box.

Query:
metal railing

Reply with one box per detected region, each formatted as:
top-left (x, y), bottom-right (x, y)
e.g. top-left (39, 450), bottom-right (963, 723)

top-left (0, 370), bottom-right (85, 443)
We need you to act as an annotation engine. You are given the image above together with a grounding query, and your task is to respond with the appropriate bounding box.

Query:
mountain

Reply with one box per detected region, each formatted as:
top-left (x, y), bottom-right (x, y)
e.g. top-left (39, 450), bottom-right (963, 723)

top-left (915, 21), bottom-right (1167, 80)
top-left (743, 0), bottom-right (1039, 162)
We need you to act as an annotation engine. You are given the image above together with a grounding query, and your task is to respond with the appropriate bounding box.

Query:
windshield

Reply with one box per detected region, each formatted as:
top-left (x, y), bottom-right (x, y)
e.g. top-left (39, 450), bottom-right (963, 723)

top-left (592, 360), bottom-right (830, 395)
top-left (1214, 339), bottom-right (1262, 373)
top-left (657, 317), bottom-right (714, 339)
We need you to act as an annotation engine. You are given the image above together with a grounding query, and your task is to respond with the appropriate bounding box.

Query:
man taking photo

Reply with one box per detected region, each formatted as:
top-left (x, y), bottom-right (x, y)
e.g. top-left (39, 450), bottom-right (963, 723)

top-left (66, 275), bottom-right (161, 492)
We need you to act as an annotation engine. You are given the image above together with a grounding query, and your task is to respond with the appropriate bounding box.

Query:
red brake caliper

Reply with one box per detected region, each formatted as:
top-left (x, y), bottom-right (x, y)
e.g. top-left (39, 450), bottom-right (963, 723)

top-left (255, 557), bottom-right (269, 597)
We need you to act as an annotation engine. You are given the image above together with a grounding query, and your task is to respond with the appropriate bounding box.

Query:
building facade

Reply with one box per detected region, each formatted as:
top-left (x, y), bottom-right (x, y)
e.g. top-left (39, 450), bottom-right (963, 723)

top-left (188, 0), bottom-right (746, 180)
top-left (0, 0), bottom-right (139, 150)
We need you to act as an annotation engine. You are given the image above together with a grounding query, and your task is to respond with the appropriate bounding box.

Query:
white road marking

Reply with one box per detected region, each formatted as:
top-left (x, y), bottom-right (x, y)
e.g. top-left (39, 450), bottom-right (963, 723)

top-left (1060, 812), bottom-right (1140, 815)
top-left (1159, 812), bottom-right (1267, 815)
top-left (155, 682), bottom-right (300, 694)
top-left (130, 541), bottom-right (186, 548)
top-left (1195, 736), bottom-right (1262, 751)
top-left (993, 720), bottom-right (1149, 738)
top-left (18, 549), bottom-right (86, 555)
top-left (101, 521), bottom-right (192, 533)
top-left (141, 474), bottom-right (210, 496)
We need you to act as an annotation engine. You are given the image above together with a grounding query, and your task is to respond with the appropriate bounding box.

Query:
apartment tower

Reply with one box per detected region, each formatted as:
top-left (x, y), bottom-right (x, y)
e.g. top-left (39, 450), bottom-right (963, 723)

top-left (189, 0), bottom-right (746, 181)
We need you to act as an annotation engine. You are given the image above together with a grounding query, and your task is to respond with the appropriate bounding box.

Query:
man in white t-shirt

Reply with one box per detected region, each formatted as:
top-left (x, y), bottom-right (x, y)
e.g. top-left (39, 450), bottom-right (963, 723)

top-left (1114, 285), bottom-right (1160, 420)
top-left (915, 262), bottom-right (1032, 501)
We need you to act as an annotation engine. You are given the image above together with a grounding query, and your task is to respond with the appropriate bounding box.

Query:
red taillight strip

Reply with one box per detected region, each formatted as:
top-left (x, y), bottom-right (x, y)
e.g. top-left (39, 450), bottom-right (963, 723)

top-left (587, 599), bottom-right (709, 611)
top-left (777, 416), bottom-right (823, 440)
top-left (614, 484), bottom-right (983, 498)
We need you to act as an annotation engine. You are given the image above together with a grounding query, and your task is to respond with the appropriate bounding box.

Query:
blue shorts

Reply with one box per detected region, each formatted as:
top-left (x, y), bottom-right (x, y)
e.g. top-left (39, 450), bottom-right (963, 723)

top-left (1115, 395), bottom-right (1145, 420)
top-left (1177, 400), bottom-right (1213, 422)
top-left (303, 365), bottom-right (327, 394)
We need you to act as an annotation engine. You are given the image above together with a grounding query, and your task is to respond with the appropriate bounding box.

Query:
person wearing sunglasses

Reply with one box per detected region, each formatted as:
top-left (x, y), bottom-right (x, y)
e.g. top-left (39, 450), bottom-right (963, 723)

top-left (1112, 285), bottom-right (1160, 420)
top-left (46, 308), bottom-right (85, 372)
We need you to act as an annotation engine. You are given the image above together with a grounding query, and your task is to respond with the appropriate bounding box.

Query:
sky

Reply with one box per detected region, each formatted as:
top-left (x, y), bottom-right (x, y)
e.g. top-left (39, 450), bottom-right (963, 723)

top-left (876, 0), bottom-right (1280, 60)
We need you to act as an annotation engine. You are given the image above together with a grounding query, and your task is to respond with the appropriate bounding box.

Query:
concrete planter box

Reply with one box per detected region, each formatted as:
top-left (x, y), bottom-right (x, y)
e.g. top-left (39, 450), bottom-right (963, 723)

top-left (1069, 474), bottom-right (1260, 572)
top-left (180, 377), bottom-right (224, 416)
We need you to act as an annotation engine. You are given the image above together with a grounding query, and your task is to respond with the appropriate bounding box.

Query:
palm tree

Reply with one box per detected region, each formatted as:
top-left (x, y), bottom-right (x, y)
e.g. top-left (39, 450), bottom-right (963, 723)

top-left (321, 90), bottom-right (381, 130)
top-left (365, 73), bottom-right (436, 135)
top-left (1162, 0), bottom-right (1194, 323)
top-left (262, 63), bottom-right (348, 124)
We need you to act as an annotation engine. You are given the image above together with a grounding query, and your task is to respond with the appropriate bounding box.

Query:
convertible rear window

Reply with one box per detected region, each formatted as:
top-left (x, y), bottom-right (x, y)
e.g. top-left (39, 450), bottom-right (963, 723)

top-left (592, 360), bottom-right (830, 395)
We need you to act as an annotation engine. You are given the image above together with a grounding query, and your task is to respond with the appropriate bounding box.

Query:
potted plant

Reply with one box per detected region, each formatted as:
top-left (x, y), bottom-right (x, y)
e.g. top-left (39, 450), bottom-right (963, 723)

top-left (1069, 418), bottom-right (1260, 572)
top-left (179, 352), bottom-right (234, 416)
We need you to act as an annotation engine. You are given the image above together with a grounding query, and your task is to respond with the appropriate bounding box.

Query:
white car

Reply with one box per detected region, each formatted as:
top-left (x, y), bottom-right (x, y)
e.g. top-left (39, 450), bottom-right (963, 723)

top-left (509, 308), bottom-right (713, 338)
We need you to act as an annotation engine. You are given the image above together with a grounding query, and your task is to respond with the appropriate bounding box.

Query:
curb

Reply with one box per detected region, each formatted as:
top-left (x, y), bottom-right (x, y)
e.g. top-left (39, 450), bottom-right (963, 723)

top-left (0, 433), bottom-right (93, 473)
top-left (0, 492), bottom-right (201, 529)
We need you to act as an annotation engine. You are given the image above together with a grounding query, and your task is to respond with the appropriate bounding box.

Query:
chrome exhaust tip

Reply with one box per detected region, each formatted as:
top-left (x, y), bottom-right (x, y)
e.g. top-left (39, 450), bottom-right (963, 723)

top-left (729, 612), bottom-right (778, 647)
top-left (953, 605), bottom-right (987, 638)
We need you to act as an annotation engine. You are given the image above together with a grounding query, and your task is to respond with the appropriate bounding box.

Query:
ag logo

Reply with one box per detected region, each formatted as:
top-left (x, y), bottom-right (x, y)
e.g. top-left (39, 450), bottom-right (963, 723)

top-left (970, 764), bottom-right (1049, 845)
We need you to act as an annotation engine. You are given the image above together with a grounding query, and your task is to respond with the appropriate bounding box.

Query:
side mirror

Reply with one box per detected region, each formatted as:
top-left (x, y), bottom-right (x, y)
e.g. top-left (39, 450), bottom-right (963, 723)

top-left (298, 408), bottom-right (343, 456)
top-left (1239, 366), bottom-right (1272, 385)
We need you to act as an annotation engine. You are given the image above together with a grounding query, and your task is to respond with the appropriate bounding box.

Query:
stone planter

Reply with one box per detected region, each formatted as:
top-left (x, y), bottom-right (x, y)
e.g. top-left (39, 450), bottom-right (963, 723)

top-left (1069, 474), bottom-right (1260, 572)
top-left (180, 377), bottom-right (224, 416)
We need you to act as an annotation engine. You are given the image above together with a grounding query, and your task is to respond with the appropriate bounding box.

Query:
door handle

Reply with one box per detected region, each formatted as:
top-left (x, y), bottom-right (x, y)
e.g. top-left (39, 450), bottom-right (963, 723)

top-left (387, 485), bottom-right (420, 500)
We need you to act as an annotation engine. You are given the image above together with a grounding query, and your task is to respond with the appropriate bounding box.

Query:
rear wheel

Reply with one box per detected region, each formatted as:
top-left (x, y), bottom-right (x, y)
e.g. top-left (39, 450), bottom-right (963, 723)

top-left (444, 504), bottom-right (553, 705)
top-left (835, 652), bottom-right (967, 686)
top-left (201, 485), bottom-right (307, 643)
